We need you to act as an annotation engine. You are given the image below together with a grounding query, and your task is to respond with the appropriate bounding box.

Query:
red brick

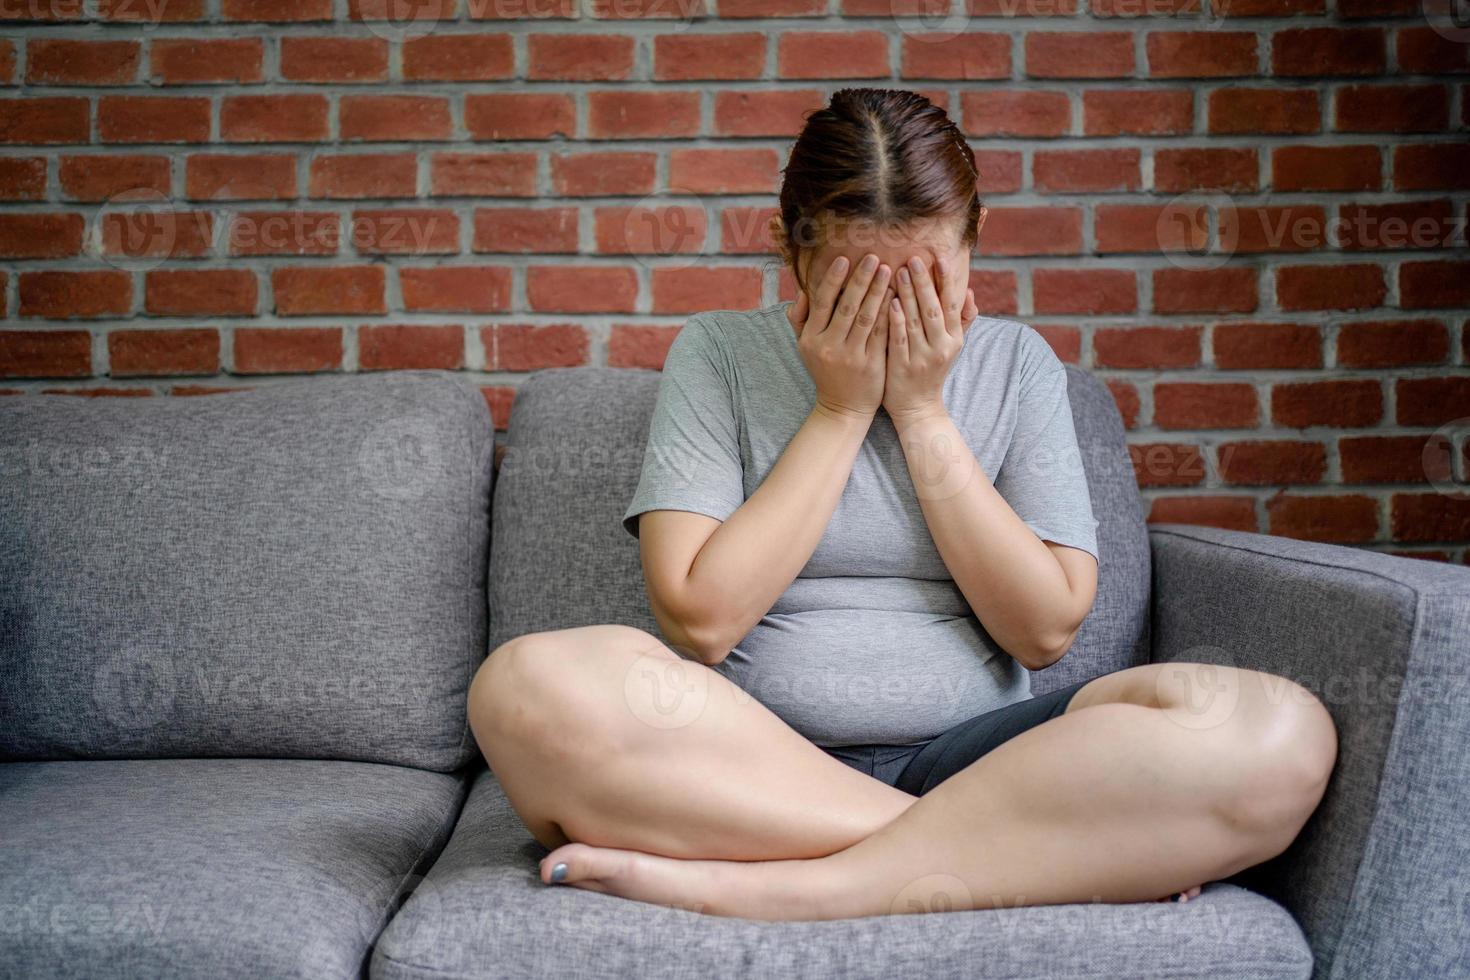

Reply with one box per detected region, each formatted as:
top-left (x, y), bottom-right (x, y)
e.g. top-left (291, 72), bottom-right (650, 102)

top-left (1084, 89), bottom-right (1192, 135)
top-left (1271, 144), bottom-right (1381, 191)
top-left (0, 40), bottom-right (11, 83)
top-left (359, 325), bottom-right (463, 372)
top-left (0, 213), bottom-right (84, 258)
top-left (969, 269), bottom-right (1018, 315)
top-left (596, 206), bottom-right (708, 255)
top-left (527, 266), bottom-right (638, 313)
top-left (186, 154), bottom-right (296, 201)
top-left (975, 150), bottom-right (1024, 193)
top-left (551, 152), bottom-right (657, 197)
top-left (979, 207), bottom-right (1083, 256)
top-left (1397, 26), bottom-right (1470, 74)
top-left (103, 210), bottom-right (215, 260)
top-left (1392, 494), bottom-right (1470, 544)
top-left (272, 266), bottom-right (385, 316)
top-left (1336, 0), bottom-right (1414, 13)
top-left (1276, 264), bottom-right (1385, 311)
top-left (655, 33), bottom-right (765, 81)
top-left (901, 34), bottom-right (1010, 80)
top-left (1272, 379), bottom-right (1382, 426)
top-left (466, 0), bottom-right (575, 13)
top-left (1095, 203), bottom-right (1207, 254)
top-left (1335, 84), bottom-right (1448, 133)
top-left (0, 330), bottom-right (91, 379)
top-left (1108, 379), bottom-right (1140, 428)
top-left (109, 328), bottom-right (218, 377)
top-left (962, 91), bottom-right (1070, 137)
top-left (1217, 440), bottom-right (1326, 485)
top-left (1091, 0), bottom-right (1194, 13)
top-left (403, 34), bottom-right (514, 81)
top-left (653, 267), bottom-right (762, 313)
top-left (722, 0), bottom-right (824, 13)
top-left (1154, 147), bottom-right (1259, 192)
top-left (1154, 382), bottom-right (1259, 428)
top-left (400, 266), bottom-right (511, 313)
top-left (485, 324), bottom-right (589, 371)
top-left (1397, 377), bottom-right (1470, 426)
top-left (1272, 27), bottom-right (1385, 76)
top-left (1213, 322), bottom-right (1322, 369)
top-left (1147, 495), bottom-right (1257, 533)
top-left (1153, 267), bottom-right (1258, 314)
top-left (0, 0), bottom-right (85, 19)
top-left (1400, 260), bottom-right (1470, 309)
top-left (1336, 199), bottom-right (1454, 251)
top-left (150, 38), bottom-right (262, 84)
top-left (714, 90), bottom-right (824, 137)
top-left (279, 37), bottom-right (387, 83)
top-left (720, 206), bottom-right (778, 255)
top-left (1094, 326), bottom-right (1201, 368)
top-left (1393, 144), bottom-right (1470, 191)
top-left (1026, 32), bottom-right (1132, 78)
top-left (0, 158), bottom-right (46, 200)
top-left (27, 39), bottom-right (139, 86)
top-left (41, 386), bottom-right (151, 398)
top-left (589, 91), bottom-right (700, 138)
top-left (221, 95), bottom-right (329, 142)
top-left (1340, 435), bottom-right (1433, 483)
top-left (473, 207), bottom-right (578, 253)
top-left (1222, 205), bottom-right (1329, 253)
top-left (1146, 32), bottom-right (1257, 78)
top-left (668, 148), bottom-right (780, 195)
top-left (350, 209), bottom-right (459, 255)
top-left (347, 0), bottom-right (456, 22)
top-left (1033, 325), bottom-right (1082, 363)
top-left (19, 271), bottom-right (132, 318)
top-left (430, 152), bottom-right (537, 197)
top-left (308, 153), bottom-right (417, 199)
top-left (586, 0), bottom-right (710, 17)
top-left (0, 98), bottom-right (88, 144)
top-left (609, 324), bottom-right (679, 368)
top-left (482, 386), bottom-right (514, 431)
top-left (1208, 89), bottom-right (1319, 134)
top-left (1129, 443), bottom-right (1207, 487)
top-left (1338, 319), bottom-right (1448, 367)
top-left (58, 154), bottom-right (170, 201)
top-left (1033, 149), bottom-right (1141, 193)
top-left (98, 0), bottom-right (205, 18)
top-left (777, 31), bottom-right (888, 78)
top-left (234, 326), bottom-right (342, 374)
top-left (1032, 269), bottom-right (1136, 315)
top-left (227, 210), bottom-right (339, 256)
top-left (340, 96), bottom-right (451, 141)
top-left (221, 0), bottom-right (333, 17)
top-left (145, 269), bottom-right (257, 316)
top-left (465, 94), bottom-right (575, 140)
top-left (527, 35), bottom-right (634, 81)
top-left (98, 96), bottom-right (209, 143)
top-left (1268, 494), bottom-right (1378, 543)
top-left (1217, 0), bottom-right (1323, 13)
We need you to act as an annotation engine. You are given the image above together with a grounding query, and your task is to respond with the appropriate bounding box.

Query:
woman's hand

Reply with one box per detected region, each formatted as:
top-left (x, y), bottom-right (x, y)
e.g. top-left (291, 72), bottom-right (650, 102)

top-left (788, 253), bottom-right (894, 421)
top-left (884, 255), bottom-right (978, 428)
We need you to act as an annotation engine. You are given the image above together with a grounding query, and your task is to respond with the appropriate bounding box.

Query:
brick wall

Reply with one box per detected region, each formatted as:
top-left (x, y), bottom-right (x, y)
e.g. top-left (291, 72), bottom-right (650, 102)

top-left (0, 0), bottom-right (1467, 558)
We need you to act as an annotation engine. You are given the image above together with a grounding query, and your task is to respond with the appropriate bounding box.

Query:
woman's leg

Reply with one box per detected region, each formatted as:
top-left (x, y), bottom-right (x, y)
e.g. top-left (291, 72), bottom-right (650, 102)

top-left (467, 624), bottom-right (917, 861)
top-left (537, 662), bottom-right (1338, 919)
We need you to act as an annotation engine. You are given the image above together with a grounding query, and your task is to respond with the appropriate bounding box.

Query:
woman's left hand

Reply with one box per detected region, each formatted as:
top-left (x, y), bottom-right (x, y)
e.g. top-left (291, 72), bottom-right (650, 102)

top-left (884, 254), bottom-right (978, 427)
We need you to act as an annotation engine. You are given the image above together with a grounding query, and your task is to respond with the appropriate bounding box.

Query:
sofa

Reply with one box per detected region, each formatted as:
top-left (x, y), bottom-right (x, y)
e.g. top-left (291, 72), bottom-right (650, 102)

top-left (2, 366), bottom-right (1466, 979)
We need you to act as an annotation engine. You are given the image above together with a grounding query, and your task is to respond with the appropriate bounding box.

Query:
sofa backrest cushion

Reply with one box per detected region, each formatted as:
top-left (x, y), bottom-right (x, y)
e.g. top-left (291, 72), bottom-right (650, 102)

top-left (0, 372), bottom-right (492, 771)
top-left (488, 365), bottom-right (1149, 690)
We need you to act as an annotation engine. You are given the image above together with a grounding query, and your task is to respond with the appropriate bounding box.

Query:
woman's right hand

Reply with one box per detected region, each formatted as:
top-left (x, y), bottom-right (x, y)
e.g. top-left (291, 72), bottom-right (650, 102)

top-left (787, 253), bottom-right (893, 421)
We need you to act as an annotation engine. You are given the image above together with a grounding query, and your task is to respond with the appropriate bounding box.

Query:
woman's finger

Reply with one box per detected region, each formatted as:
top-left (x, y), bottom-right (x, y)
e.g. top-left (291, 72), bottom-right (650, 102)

top-left (961, 287), bottom-right (977, 331)
top-left (787, 290), bottom-right (810, 338)
top-left (896, 263), bottom-right (924, 353)
top-left (935, 256), bottom-right (966, 338)
top-left (806, 255), bottom-right (850, 336)
top-left (868, 286), bottom-right (894, 356)
top-left (906, 256), bottom-right (947, 346)
top-left (849, 262), bottom-right (892, 347)
top-left (887, 295), bottom-right (908, 364)
top-left (831, 253), bottom-right (879, 341)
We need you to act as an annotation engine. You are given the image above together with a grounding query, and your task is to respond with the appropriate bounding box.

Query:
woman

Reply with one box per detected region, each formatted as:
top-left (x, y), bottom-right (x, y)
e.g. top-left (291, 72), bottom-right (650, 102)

top-left (467, 88), bottom-right (1337, 921)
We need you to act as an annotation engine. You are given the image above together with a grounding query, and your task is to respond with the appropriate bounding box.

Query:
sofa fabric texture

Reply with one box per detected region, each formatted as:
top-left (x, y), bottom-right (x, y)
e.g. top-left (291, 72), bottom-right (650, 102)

top-left (0, 759), bottom-right (466, 980)
top-left (0, 372), bottom-right (493, 770)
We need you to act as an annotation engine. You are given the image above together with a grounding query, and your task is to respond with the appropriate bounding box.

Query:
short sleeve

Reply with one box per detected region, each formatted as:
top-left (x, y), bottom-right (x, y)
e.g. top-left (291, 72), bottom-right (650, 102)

top-left (622, 316), bottom-right (745, 538)
top-left (993, 351), bottom-right (1100, 561)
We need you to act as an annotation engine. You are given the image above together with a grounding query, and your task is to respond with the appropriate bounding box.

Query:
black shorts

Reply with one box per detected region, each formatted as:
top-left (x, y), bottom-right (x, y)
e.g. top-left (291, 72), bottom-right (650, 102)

top-left (821, 678), bottom-right (1093, 797)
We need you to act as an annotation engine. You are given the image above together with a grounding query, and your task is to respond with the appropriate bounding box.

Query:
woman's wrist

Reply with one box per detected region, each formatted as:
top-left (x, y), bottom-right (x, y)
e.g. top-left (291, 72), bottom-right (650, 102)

top-left (811, 398), bottom-right (878, 430)
top-left (886, 399), bottom-right (949, 435)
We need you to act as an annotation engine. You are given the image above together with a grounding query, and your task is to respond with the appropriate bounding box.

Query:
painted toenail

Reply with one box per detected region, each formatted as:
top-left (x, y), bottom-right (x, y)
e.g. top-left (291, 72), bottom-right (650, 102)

top-left (550, 862), bottom-right (568, 884)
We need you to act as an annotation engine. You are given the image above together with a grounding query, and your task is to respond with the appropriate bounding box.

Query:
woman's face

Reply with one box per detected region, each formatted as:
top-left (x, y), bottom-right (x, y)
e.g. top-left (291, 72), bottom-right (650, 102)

top-left (791, 215), bottom-right (974, 301)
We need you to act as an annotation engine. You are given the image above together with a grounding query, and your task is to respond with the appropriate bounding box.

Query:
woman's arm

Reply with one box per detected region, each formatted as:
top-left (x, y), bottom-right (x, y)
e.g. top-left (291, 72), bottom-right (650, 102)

top-left (885, 255), bottom-right (1097, 670)
top-left (640, 254), bottom-right (895, 666)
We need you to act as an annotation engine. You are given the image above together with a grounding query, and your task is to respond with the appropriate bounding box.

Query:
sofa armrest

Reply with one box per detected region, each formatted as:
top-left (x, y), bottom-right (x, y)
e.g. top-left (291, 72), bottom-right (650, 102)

top-left (1149, 524), bottom-right (1470, 980)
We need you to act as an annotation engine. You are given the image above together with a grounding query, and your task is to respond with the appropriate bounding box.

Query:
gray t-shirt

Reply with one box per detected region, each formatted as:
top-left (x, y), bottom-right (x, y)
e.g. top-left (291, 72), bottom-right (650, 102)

top-left (623, 301), bottom-right (1099, 748)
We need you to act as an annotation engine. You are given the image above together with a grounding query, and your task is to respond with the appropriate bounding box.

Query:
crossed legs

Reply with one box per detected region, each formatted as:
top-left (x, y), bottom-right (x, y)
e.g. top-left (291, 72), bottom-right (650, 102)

top-left (467, 625), bottom-right (1337, 921)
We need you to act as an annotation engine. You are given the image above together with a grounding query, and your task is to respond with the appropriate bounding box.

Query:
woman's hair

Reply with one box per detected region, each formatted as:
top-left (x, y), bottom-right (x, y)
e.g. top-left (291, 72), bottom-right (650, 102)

top-left (778, 88), bottom-right (983, 291)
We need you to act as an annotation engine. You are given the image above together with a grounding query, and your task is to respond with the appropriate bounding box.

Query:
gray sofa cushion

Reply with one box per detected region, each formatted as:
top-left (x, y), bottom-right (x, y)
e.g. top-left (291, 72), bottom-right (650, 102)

top-left (489, 364), bottom-right (1148, 689)
top-left (0, 758), bottom-right (466, 980)
top-left (371, 768), bottom-right (1313, 980)
top-left (0, 372), bottom-right (493, 770)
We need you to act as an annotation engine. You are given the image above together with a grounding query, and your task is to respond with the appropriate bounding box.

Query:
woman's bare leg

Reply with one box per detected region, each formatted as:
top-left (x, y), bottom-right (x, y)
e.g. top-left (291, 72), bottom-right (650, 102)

top-left (467, 624), bottom-right (917, 861)
top-left (537, 662), bottom-right (1338, 919)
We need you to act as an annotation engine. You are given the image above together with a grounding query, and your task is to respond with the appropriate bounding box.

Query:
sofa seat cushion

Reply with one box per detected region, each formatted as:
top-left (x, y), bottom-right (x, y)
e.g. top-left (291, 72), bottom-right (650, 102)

top-left (373, 769), bottom-right (1314, 980)
top-left (0, 759), bottom-right (466, 980)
